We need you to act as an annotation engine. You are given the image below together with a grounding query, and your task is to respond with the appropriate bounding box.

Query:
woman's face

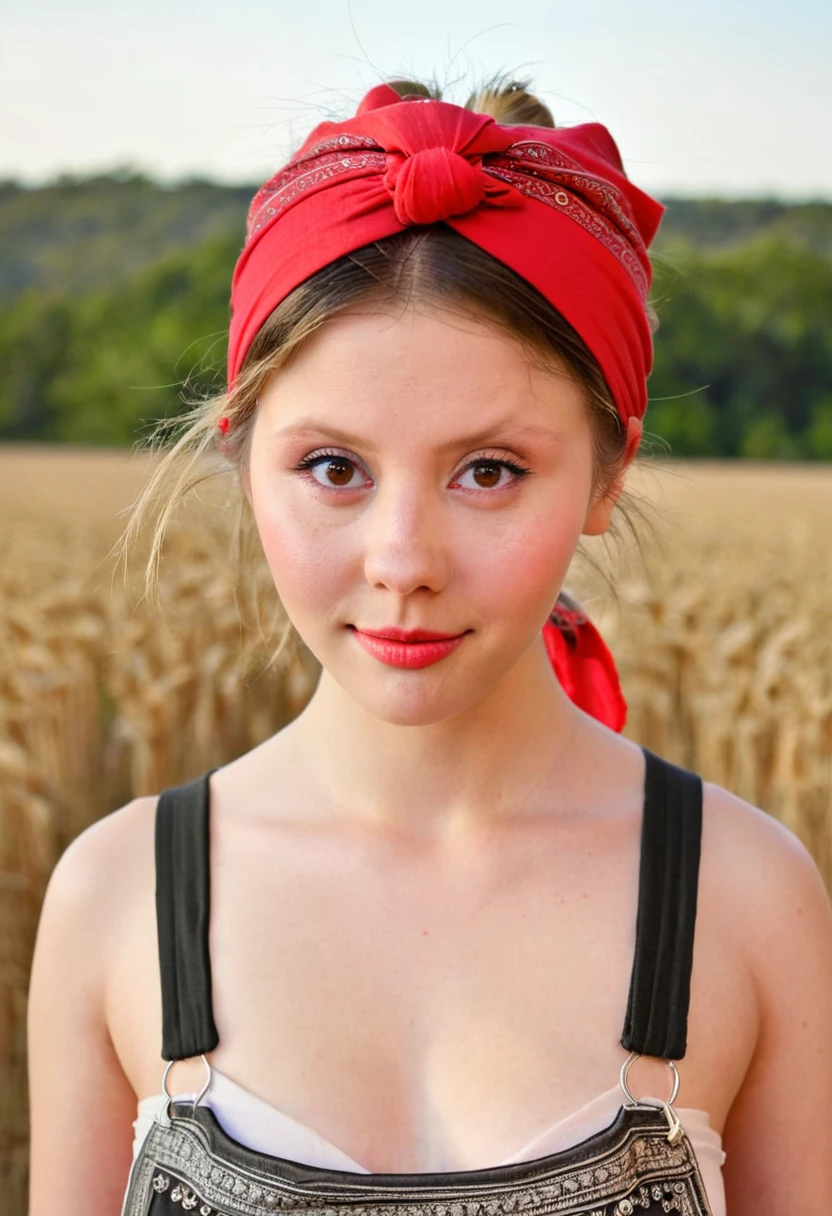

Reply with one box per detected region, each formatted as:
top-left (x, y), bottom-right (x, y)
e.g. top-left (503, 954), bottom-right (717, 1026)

top-left (242, 304), bottom-right (626, 725)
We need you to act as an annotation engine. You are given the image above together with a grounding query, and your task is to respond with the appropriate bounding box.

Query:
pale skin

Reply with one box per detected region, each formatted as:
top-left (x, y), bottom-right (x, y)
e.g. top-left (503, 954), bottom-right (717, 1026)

top-left (27, 305), bottom-right (832, 1213)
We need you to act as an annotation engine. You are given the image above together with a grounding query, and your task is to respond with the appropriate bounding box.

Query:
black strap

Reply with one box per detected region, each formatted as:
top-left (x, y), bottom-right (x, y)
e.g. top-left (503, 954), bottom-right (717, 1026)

top-left (155, 748), bottom-right (702, 1064)
top-left (155, 769), bottom-right (220, 1061)
top-left (620, 747), bottom-right (703, 1060)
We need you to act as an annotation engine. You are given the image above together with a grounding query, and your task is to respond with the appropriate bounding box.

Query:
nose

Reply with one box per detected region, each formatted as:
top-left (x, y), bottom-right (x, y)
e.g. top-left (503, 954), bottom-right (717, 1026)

top-left (361, 479), bottom-right (451, 596)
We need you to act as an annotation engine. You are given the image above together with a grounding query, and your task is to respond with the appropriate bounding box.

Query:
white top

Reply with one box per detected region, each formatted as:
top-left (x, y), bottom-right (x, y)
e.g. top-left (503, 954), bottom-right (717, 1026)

top-left (132, 1068), bottom-right (727, 1215)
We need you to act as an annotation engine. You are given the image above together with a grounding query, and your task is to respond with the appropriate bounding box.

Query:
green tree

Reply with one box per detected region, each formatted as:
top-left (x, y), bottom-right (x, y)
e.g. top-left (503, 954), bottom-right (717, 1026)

top-left (0, 234), bottom-right (238, 444)
top-left (648, 234), bottom-right (832, 458)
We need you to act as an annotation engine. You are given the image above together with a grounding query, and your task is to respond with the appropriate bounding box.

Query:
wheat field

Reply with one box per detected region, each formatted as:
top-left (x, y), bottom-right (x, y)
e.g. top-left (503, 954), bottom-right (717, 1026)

top-left (1, 445), bottom-right (831, 1213)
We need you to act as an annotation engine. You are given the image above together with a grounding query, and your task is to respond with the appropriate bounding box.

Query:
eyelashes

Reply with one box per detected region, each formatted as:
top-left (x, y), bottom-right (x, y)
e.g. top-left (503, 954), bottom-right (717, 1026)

top-left (291, 447), bottom-right (534, 494)
top-left (292, 450), bottom-right (369, 490)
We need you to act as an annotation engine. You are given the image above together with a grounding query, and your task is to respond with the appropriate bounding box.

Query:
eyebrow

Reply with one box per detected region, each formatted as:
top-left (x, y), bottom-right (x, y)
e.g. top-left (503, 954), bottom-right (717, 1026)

top-left (271, 419), bottom-right (559, 450)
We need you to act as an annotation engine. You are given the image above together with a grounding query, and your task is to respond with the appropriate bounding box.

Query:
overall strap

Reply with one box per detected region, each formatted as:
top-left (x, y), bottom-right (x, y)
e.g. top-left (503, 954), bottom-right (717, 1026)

top-left (620, 747), bottom-right (703, 1060)
top-left (155, 769), bottom-right (221, 1061)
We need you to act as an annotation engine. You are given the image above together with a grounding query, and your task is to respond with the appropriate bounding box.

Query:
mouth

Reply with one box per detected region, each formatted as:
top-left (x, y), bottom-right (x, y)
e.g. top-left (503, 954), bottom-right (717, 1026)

top-left (347, 626), bottom-right (470, 669)
top-left (348, 626), bottom-right (468, 643)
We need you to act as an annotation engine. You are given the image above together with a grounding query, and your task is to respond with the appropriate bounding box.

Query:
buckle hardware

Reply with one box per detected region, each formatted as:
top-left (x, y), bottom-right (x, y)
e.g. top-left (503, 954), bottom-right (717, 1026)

top-left (619, 1051), bottom-right (684, 1145)
top-left (160, 1054), bottom-right (213, 1121)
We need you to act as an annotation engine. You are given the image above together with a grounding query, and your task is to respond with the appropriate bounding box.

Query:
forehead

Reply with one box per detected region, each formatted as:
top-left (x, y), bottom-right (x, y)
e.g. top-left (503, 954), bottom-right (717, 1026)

top-left (258, 305), bottom-right (586, 438)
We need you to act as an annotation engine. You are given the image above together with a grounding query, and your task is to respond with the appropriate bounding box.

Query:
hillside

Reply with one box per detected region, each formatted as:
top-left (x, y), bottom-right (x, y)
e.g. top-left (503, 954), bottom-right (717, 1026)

top-left (2, 173), bottom-right (830, 305)
top-left (0, 173), bottom-right (251, 304)
top-left (1, 173), bottom-right (830, 458)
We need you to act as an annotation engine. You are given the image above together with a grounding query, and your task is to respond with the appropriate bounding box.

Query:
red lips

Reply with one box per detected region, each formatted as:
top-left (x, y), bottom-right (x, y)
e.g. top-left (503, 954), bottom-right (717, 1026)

top-left (352, 626), bottom-right (465, 642)
top-left (350, 628), bottom-right (469, 669)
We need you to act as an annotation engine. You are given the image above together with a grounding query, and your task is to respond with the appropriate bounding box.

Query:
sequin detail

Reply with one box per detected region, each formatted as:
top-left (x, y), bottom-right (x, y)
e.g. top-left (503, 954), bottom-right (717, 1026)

top-left (148, 1170), bottom-right (213, 1212)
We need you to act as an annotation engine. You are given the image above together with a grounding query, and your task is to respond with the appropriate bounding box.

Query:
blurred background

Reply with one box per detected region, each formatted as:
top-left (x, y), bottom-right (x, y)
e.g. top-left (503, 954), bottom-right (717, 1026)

top-left (3, 0), bottom-right (832, 455)
top-left (1, 1), bottom-right (831, 1211)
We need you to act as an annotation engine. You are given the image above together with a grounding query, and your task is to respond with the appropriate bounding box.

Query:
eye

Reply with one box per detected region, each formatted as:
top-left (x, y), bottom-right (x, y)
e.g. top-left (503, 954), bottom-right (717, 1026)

top-left (293, 449), bottom-right (370, 490)
top-left (450, 456), bottom-right (532, 492)
top-left (291, 448), bottom-right (533, 494)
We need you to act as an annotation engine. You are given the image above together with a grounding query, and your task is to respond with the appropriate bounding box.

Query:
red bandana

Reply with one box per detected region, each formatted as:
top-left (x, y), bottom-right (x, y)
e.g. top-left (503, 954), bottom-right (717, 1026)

top-left (227, 83), bottom-right (665, 732)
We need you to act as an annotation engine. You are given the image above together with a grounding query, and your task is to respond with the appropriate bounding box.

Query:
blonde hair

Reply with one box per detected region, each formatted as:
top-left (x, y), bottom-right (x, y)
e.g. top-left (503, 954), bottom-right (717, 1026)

top-left (112, 71), bottom-right (658, 665)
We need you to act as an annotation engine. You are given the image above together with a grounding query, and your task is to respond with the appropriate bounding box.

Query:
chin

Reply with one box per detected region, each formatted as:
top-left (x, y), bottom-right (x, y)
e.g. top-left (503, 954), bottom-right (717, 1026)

top-left (336, 670), bottom-right (482, 728)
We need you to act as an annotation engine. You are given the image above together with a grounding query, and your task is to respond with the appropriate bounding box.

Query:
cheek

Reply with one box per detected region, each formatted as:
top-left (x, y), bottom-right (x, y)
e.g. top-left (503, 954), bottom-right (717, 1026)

top-left (249, 479), bottom-right (350, 614)
top-left (468, 506), bottom-right (583, 622)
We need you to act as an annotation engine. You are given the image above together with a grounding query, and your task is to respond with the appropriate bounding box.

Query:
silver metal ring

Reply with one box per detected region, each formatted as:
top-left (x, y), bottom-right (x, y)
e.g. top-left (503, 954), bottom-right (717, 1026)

top-left (161, 1054), bottom-right (213, 1119)
top-left (619, 1051), bottom-right (680, 1108)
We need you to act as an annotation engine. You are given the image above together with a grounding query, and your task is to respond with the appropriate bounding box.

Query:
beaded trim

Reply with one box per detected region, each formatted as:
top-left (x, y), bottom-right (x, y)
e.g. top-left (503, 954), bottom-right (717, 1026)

top-left (121, 1105), bottom-right (712, 1216)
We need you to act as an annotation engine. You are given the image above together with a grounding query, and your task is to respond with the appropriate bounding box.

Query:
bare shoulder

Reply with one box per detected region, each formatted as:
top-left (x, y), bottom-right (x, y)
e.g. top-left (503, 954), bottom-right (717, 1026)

top-left (27, 793), bottom-right (162, 1215)
top-left (696, 785), bottom-right (832, 1202)
top-left (39, 792), bottom-right (160, 973)
top-left (48, 791), bottom-right (160, 893)
top-left (699, 778), bottom-right (832, 990)
top-left (699, 776), bottom-right (829, 904)
top-left (700, 776), bottom-right (817, 868)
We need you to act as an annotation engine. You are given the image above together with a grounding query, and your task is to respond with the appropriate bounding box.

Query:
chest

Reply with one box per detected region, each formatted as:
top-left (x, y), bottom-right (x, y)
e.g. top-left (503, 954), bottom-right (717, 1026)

top-left (110, 805), bottom-right (752, 1171)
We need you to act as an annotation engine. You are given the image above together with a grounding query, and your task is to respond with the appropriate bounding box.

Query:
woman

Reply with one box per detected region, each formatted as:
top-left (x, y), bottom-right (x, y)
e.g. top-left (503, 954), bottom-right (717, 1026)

top-left (26, 75), bottom-right (832, 1215)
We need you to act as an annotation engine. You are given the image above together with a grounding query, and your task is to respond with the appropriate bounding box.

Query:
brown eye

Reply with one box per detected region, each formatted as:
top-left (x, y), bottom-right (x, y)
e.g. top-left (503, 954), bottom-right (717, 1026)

top-left (323, 458), bottom-right (355, 487)
top-left (452, 457), bottom-right (531, 492)
top-left (293, 452), bottom-right (366, 490)
top-left (471, 463), bottom-right (502, 489)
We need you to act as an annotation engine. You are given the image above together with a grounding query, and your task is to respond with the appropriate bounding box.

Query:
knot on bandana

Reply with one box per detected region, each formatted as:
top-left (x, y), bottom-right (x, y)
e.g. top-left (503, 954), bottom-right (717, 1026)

top-left (384, 147), bottom-right (487, 226)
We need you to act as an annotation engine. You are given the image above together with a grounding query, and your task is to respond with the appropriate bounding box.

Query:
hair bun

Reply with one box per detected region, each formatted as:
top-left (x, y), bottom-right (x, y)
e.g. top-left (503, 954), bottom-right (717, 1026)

top-left (382, 72), bottom-right (556, 128)
top-left (464, 73), bottom-right (556, 128)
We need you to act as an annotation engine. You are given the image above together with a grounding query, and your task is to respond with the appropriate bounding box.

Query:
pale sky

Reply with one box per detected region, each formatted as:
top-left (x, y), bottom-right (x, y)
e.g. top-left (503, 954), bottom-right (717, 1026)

top-left (3, 0), bottom-right (830, 198)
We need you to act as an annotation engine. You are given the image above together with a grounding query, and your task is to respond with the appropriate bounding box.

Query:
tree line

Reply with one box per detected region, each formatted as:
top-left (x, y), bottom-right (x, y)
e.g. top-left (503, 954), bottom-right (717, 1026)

top-left (1, 173), bottom-right (830, 458)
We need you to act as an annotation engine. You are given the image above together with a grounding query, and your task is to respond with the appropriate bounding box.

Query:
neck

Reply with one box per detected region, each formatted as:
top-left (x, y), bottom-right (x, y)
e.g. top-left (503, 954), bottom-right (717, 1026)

top-left (283, 635), bottom-right (596, 844)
